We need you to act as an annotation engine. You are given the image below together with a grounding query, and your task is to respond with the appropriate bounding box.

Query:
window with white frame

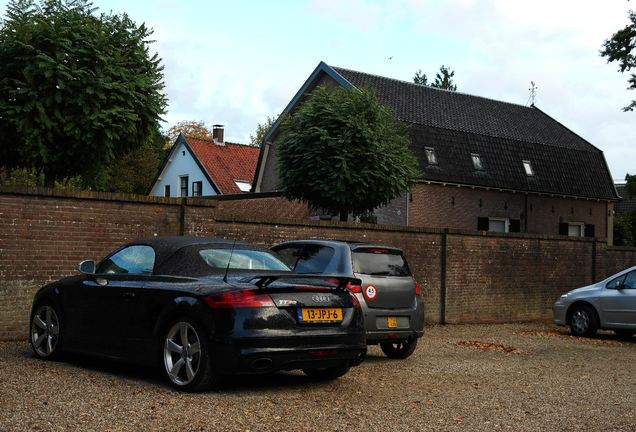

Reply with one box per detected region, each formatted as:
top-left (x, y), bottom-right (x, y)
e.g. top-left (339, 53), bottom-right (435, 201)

top-left (568, 223), bottom-right (584, 237)
top-left (180, 176), bottom-right (189, 197)
top-left (488, 217), bottom-right (509, 233)
top-left (192, 181), bottom-right (203, 197)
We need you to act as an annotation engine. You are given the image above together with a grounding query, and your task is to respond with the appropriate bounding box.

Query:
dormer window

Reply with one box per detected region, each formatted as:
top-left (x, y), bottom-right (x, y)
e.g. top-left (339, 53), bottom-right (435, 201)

top-left (234, 180), bottom-right (251, 192)
top-left (471, 153), bottom-right (483, 170)
top-left (523, 160), bottom-right (534, 176)
top-left (425, 147), bottom-right (438, 165)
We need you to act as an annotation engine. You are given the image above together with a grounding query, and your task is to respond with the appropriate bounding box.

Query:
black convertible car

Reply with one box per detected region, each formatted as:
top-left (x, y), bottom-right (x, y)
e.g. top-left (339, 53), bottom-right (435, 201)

top-left (30, 236), bottom-right (366, 391)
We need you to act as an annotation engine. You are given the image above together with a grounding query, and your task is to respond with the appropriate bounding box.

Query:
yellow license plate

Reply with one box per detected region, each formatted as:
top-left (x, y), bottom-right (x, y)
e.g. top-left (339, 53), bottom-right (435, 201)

top-left (387, 316), bottom-right (398, 328)
top-left (299, 308), bottom-right (343, 322)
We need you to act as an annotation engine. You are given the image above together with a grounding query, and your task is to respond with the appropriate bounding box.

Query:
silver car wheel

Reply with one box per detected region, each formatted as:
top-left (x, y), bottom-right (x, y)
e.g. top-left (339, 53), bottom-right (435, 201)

top-left (163, 321), bottom-right (201, 386)
top-left (31, 305), bottom-right (60, 357)
top-left (571, 310), bottom-right (590, 334)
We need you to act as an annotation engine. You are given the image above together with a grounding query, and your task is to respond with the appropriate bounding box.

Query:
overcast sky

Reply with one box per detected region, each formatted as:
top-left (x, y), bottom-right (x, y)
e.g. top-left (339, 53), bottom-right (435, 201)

top-left (1, 0), bottom-right (634, 180)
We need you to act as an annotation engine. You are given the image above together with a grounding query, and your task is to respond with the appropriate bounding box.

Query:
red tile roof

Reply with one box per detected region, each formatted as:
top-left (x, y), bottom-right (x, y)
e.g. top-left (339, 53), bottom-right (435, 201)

top-left (185, 136), bottom-right (260, 195)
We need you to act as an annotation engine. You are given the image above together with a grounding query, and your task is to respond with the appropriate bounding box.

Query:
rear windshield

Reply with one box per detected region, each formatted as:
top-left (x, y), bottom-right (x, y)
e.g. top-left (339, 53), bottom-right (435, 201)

top-left (352, 250), bottom-right (411, 276)
top-left (199, 249), bottom-right (290, 271)
top-left (157, 246), bottom-right (291, 277)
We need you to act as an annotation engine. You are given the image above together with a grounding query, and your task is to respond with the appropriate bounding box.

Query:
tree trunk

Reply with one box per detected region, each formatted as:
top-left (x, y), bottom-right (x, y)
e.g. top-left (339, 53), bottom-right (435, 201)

top-left (339, 209), bottom-right (348, 222)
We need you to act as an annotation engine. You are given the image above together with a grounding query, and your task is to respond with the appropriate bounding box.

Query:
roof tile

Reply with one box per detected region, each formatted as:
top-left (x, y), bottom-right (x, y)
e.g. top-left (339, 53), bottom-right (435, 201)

top-left (332, 66), bottom-right (617, 200)
top-left (186, 137), bottom-right (259, 195)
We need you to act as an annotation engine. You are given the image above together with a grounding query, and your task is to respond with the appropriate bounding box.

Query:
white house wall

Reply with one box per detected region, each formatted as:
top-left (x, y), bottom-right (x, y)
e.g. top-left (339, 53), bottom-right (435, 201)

top-left (149, 141), bottom-right (216, 197)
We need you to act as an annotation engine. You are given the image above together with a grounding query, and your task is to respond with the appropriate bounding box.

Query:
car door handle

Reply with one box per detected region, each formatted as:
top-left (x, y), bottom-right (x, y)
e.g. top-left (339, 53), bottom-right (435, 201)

top-left (95, 278), bottom-right (108, 286)
top-left (123, 292), bottom-right (136, 299)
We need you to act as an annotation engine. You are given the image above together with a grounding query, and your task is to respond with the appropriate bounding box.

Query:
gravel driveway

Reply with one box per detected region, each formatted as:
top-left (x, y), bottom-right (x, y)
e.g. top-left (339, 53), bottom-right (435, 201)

top-left (1, 322), bottom-right (635, 432)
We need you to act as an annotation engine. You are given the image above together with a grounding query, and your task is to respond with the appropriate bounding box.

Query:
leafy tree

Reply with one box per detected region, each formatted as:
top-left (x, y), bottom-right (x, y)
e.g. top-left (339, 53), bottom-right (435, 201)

top-left (0, 0), bottom-right (166, 189)
top-left (277, 86), bottom-right (421, 222)
top-left (413, 65), bottom-right (457, 91)
top-left (108, 130), bottom-right (167, 194)
top-left (601, 10), bottom-right (636, 111)
top-left (413, 69), bottom-right (428, 85)
top-left (166, 120), bottom-right (213, 146)
top-left (249, 116), bottom-right (277, 147)
top-left (614, 173), bottom-right (636, 246)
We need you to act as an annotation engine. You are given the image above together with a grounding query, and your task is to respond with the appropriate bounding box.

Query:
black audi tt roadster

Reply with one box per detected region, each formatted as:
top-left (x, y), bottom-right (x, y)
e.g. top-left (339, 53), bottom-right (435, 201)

top-left (29, 236), bottom-right (366, 391)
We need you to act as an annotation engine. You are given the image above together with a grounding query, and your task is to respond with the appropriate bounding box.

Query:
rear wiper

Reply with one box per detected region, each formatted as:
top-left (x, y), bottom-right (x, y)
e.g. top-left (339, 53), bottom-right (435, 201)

top-left (367, 271), bottom-right (391, 276)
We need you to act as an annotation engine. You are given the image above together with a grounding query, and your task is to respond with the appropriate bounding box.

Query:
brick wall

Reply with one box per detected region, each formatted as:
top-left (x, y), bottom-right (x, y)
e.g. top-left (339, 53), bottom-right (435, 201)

top-left (0, 188), bottom-right (215, 340)
top-left (1, 188), bottom-right (634, 340)
top-left (215, 193), bottom-right (310, 221)
top-left (409, 183), bottom-right (526, 230)
top-left (408, 183), bottom-right (609, 237)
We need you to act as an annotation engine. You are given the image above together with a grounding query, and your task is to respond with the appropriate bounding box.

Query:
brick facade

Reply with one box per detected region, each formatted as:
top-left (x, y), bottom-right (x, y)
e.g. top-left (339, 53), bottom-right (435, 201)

top-left (1, 187), bottom-right (634, 340)
top-left (408, 183), bottom-right (609, 238)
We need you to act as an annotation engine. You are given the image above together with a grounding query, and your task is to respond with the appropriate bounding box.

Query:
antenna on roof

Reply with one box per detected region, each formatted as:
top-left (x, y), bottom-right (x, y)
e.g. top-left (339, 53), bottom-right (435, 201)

top-left (527, 81), bottom-right (538, 106)
top-left (222, 238), bottom-right (237, 283)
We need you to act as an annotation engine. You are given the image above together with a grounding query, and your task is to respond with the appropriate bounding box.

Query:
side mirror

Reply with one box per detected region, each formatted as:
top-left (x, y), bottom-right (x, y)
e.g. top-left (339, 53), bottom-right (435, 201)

top-left (78, 260), bottom-right (96, 274)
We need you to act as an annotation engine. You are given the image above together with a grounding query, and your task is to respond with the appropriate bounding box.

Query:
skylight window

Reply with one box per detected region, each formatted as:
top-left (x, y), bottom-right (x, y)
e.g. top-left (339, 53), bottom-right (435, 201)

top-left (523, 160), bottom-right (534, 176)
top-left (234, 180), bottom-right (251, 192)
top-left (424, 147), bottom-right (438, 165)
top-left (471, 153), bottom-right (483, 170)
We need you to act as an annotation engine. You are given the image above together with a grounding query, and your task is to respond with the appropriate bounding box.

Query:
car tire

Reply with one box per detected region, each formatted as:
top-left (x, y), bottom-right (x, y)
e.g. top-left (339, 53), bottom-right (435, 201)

top-left (161, 318), bottom-right (220, 392)
top-left (614, 330), bottom-right (635, 339)
top-left (380, 338), bottom-right (418, 359)
top-left (302, 364), bottom-right (350, 380)
top-left (30, 302), bottom-right (64, 360)
top-left (569, 304), bottom-right (599, 337)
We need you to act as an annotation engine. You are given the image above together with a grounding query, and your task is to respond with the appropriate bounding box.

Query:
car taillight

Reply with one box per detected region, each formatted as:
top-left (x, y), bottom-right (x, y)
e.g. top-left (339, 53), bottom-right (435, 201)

top-left (205, 290), bottom-right (275, 308)
top-left (415, 281), bottom-right (421, 296)
top-left (346, 281), bottom-right (362, 293)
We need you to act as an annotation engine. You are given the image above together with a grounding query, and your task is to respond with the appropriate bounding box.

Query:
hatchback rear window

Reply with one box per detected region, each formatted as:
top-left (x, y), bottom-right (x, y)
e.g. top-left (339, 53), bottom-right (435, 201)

top-left (352, 250), bottom-right (411, 276)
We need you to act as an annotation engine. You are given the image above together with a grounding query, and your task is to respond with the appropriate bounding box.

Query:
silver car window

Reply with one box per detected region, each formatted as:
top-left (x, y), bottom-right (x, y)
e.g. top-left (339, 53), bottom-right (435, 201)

top-left (294, 245), bottom-right (335, 274)
top-left (607, 273), bottom-right (628, 289)
top-left (97, 245), bottom-right (155, 275)
top-left (624, 271), bottom-right (636, 289)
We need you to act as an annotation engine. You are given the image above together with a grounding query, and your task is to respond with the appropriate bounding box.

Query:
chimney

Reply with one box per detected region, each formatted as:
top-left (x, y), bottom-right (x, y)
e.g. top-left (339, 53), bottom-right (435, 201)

top-left (213, 124), bottom-right (224, 145)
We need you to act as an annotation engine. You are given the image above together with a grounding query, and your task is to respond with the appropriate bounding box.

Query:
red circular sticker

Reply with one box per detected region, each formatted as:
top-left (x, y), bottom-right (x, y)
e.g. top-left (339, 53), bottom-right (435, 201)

top-left (365, 285), bottom-right (377, 300)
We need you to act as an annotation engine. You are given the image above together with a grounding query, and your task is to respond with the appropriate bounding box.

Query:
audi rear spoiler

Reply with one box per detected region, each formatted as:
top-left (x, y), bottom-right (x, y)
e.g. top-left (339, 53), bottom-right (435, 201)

top-left (240, 273), bottom-right (362, 290)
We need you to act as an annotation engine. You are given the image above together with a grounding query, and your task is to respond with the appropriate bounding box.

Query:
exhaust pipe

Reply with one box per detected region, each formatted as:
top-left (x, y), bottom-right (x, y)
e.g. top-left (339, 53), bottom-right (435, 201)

top-left (251, 358), bottom-right (273, 370)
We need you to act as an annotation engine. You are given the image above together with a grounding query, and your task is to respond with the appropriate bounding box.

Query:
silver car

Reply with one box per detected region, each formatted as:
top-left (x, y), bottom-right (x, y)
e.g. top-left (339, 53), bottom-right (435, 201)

top-left (272, 240), bottom-right (425, 359)
top-left (553, 266), bottom-right (636, 338)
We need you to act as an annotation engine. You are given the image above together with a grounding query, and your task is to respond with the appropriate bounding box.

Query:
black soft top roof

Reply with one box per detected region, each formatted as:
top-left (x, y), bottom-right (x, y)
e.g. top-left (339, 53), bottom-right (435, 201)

top-left (127, 236), bottom-right (260, 273)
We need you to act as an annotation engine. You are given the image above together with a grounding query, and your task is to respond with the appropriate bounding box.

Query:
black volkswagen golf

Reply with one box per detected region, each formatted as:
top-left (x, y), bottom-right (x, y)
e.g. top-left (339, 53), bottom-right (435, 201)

top-left (29, 236), bottom-right (366, 391)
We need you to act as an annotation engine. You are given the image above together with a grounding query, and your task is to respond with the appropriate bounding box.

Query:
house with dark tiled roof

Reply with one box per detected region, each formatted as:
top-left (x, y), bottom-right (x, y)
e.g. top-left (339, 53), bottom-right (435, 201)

top-left (615, 183), bottom-right (636, 216)
top-left (150, 126), bottom-right (259, 197)
top-left (253, 62), bottom-right (620, 242)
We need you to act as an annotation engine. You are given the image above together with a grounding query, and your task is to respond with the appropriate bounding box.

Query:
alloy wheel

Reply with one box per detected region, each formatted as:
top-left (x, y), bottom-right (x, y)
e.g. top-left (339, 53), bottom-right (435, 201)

top-left (163, 321), bottom-right (202, 386)
top-left (31, 305), bottom-right (60, 357)
top-left (571, 309), bottom-right (590, 335)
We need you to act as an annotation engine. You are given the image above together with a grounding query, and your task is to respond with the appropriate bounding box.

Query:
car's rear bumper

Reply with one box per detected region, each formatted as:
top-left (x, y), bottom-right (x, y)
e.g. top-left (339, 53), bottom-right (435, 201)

top-left (359, 297), bottom-right (425, 343)
top-left (211, 333), bottom-right (367, 375)
top-left (366, 329), bottom-right (424, 343)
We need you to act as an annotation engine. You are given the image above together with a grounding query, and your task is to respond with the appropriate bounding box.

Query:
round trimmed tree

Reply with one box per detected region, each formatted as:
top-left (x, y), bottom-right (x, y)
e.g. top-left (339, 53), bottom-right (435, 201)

top-left (0, 0), bottom-right (166, 189)
top-left (277, 85), bottom-right (420, 221)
